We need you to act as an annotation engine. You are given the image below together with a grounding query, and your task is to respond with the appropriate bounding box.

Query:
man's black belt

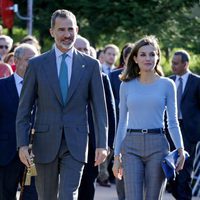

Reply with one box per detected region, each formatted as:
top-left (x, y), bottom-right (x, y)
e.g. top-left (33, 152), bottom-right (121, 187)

top-left (127, 128), bottom-right (164, 134)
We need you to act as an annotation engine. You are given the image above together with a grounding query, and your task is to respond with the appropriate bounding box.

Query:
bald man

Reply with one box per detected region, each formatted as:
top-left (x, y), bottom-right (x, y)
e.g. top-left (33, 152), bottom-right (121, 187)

top-left (75, 36), bottom-right (116, 200)
top-left (0, 43), bottom-right (38, 200)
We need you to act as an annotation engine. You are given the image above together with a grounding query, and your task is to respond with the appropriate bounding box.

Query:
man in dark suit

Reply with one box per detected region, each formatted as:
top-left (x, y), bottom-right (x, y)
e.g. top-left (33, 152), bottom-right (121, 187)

top-left (16, 9), bottom-right (108, 200)
top-left (74, 36), bottom-right (116, 200)
top-left (101, 44), bottom-right (119, 75)
top-left (78, 73), bottom-right (115, 199)
top-left (109, 43), bottom-right (134, 200)
top-left (169, 50), bottom-right (200, 200)
top-left (109, 68), bottom-right (123, 119)
top-left (0, 43), bottom-right (38, 200)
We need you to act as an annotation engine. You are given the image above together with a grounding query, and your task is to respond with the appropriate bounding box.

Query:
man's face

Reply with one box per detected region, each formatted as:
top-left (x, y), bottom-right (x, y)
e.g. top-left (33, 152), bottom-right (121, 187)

top-left (74, 38), bottom-right (90, 55)
top-left (50, 17), bottom-right (78, 52)
top-left (104, 47), bottom-right (118, 66)
top-left (15, 48), bottom-right (37, 77)
top-left (0, 39), bottom-right (10, 58)
top-left (171, 55), bottom-right (187, 76)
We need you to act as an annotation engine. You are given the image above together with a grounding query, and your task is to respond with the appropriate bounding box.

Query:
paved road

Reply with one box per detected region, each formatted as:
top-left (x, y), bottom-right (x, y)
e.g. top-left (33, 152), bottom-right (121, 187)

top-left (95, 183), bottom-right (170, 200)
top-left (94, 183), bottom-right (200, 200)
top-left (17, 183), bottom-right (199, 199)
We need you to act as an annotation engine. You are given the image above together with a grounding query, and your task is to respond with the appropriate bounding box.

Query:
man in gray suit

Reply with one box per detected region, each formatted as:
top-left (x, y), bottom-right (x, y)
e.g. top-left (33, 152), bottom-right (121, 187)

top-left (16, 9), bottom-right (108, 200)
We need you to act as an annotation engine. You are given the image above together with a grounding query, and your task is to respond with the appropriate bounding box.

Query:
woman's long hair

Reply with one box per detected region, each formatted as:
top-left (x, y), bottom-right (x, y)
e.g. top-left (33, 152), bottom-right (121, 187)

top-left (120, 35), bottom-right (164, 82)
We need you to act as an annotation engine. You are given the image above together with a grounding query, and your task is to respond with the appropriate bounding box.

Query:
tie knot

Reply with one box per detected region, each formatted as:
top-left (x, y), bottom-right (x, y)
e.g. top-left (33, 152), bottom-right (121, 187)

top-left (62, 53), bottom-right (67, 60)
top-left (179, 77), bottom-right (182, 82)
top-left (20, 80), bottom-right (23, 85)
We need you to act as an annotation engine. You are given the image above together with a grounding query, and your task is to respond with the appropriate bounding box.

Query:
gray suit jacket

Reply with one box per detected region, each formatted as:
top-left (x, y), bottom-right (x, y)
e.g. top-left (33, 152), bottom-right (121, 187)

top-left (16, 48), bottom-right (108, 163)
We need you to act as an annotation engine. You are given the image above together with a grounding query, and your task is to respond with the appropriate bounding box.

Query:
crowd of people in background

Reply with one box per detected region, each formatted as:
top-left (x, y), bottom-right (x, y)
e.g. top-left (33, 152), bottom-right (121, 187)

top-left (0, 9), bottom-right (200, 200)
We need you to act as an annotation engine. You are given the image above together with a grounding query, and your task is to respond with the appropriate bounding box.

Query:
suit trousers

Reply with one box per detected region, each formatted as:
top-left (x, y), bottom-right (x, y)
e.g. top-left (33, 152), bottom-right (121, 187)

top-left (0, 154), bottom-right (38, 200)
top-left (121, 131), bottom-right (169, 200)
top-left (19, 176), bottom-right (38, 200)
top-left (169, 121), bottom-right (197, 200)
top-left (115, 177), bottom-right (125, 200)
top-left (35, 138), bottom-right (84, 200)
top-left (78, 142), bottom-right (98, 200)
top-left (0, 154), bottom-right (23, 200)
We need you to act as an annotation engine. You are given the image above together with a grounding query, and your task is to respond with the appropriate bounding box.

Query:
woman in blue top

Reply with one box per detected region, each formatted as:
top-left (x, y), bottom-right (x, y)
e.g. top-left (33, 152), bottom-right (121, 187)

top-left (112, 35), bottom-right (185, 200)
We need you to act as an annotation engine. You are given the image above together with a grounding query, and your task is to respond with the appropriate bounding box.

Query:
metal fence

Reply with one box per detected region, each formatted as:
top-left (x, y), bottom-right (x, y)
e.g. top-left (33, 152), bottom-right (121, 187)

top-left (192, 142), bottom-right (200, 197)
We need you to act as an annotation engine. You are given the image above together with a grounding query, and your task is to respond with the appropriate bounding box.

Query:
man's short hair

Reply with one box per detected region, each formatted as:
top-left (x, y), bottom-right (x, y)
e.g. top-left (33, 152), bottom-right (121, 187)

top-left (51, 9), bottom-right (77, 28)
top-left (103, 44), bottom-right (119, 56)
top-left (76, 35), bottom-right (90, 46)
top-left (20, 35), bottom-right (41, 53)
top-left (14, 43), bottom-right (38, 59)
top-left (174, 50), bottom-right (190, 63)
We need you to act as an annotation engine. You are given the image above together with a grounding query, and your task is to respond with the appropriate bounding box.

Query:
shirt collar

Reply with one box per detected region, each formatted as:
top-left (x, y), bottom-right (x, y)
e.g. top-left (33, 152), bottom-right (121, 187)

top-left (103, 63), bottom-right (111, 69)
top-left (176, 71), bottom-right (190, 82)
top-left (102, 63), bottom-right (115, 70)
top-left (14, 72), bottom-right (23, 85)
top-left (54, 45), bottom-right (74, 59)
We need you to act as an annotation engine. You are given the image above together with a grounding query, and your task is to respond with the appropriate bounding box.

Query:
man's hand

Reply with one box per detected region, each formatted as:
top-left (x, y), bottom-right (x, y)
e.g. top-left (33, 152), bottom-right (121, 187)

top-left (19, 146), bottom-right (32, 168)
top-left (94, 148), bottom-right (108, 166)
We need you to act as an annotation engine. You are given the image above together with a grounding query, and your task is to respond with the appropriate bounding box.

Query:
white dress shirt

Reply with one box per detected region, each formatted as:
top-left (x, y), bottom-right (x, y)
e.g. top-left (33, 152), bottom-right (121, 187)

top-left (14, 72), bottom-right (23, 96)
top-left (102, 63), bottom-right (115, 75)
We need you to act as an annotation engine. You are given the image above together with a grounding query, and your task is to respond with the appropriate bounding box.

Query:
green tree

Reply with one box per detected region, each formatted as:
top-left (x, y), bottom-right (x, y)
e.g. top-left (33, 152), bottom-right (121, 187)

top-left (8, 0), bottom-right (200, 73)
top-left (12, 0), bottom-right (199, 48)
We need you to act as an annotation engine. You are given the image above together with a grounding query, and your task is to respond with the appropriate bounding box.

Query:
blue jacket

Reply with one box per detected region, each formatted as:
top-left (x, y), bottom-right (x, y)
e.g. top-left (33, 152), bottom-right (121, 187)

top-left (0, 75), bottom-right (19, 166)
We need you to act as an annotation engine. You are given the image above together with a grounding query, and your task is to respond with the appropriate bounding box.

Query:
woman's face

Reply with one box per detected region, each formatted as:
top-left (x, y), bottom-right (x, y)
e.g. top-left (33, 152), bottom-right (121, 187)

top-left (134, 44), bottom-right (159, 73)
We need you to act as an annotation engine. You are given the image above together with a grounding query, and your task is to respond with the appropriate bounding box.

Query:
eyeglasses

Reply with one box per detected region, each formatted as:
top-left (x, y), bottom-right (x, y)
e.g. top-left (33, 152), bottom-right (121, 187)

top-left (0, 45), bottom-right (9, 49)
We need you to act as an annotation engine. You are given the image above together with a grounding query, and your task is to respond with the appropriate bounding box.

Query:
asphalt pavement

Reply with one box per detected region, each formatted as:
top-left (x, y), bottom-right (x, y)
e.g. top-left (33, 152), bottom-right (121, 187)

top-left (17, 183), bottom-right (200, 199)
top-left (94, 183), bottom-right (199, 200)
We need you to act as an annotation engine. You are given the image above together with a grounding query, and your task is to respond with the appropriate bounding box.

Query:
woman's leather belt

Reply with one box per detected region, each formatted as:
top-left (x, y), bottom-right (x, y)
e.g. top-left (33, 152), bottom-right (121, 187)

top-left (127, 128), bottom-right (164, 134)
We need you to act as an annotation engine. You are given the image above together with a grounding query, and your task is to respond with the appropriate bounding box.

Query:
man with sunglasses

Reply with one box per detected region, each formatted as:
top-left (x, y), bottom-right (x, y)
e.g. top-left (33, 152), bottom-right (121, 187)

top-left (0, 35), bottom-right (13, 61)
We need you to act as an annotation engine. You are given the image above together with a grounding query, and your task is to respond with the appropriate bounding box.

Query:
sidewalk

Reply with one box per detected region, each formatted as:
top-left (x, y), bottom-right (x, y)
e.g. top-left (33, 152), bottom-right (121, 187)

top-left (94, 183), bottom-right (199, 200)
top-left (17, 184), bottom-right (199, 199)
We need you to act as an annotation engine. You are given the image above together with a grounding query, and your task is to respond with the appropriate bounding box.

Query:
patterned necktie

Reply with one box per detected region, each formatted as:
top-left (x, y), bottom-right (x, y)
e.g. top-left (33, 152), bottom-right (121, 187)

top-left (177, 77), bottom-right (183, 119)
top-left (59, 53), bottom-right (68, 104)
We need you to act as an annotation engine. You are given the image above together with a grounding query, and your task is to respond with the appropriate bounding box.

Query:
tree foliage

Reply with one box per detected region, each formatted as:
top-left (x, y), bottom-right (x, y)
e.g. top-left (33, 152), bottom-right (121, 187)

top-left (9, 0), bottom-right (200, 73)
top-left (12, 0), bottom-right (199, 48)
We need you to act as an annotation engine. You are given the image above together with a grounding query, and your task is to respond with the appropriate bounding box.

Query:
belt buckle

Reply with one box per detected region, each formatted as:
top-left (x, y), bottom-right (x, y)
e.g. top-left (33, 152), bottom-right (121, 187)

top-left (142, 129), bottom-right (148, 133)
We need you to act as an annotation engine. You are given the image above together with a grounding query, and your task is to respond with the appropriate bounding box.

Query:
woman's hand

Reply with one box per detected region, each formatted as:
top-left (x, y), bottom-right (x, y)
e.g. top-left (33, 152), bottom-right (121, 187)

top-left (175, 148), bottom-right (186, 173)
top-left (112, 156), bottom-right (123, 180)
